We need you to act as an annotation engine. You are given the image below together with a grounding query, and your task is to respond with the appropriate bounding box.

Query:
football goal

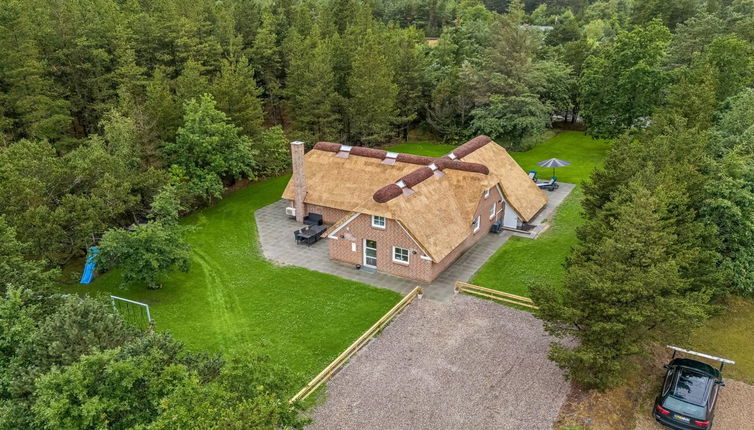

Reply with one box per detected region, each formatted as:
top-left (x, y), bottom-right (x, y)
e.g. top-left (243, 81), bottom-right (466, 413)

top-left (110, 296), bottom-right (154, 330)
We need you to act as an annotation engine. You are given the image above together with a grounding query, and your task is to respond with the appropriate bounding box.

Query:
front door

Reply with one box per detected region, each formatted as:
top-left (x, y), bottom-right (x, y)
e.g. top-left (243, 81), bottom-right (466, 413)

top-left (363, 239), bottom-right (377, 268)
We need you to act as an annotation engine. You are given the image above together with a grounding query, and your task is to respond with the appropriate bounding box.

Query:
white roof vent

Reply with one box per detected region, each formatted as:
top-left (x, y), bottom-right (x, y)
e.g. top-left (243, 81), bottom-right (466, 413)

top-left (447, 153), bottom-right (457, 160)
top-left (396, 180), bottom-right (407, 189)
top-left (428, 162), bottom-right (438, 171)
top-left (336, 145), bottom-right (353, 158)
top-left (382, 151), bottom-right (399, 165)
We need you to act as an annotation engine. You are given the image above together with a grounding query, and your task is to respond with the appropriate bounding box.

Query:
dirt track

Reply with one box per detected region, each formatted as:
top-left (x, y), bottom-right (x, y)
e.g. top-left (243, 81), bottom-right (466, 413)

top-left (635, 379), bottom-right (754, 430)
top-left (307, 295), bottom-right (571, 430)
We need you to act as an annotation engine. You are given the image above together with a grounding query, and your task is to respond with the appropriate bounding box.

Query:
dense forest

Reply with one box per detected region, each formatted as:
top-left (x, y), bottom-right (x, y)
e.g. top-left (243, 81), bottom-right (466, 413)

top-left (2, 0), bottom-right (754, 427)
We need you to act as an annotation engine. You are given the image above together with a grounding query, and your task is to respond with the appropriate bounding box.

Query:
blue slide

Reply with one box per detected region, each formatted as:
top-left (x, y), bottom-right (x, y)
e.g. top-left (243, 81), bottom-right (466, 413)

top-left (79, 247), bottom-right (99, 284)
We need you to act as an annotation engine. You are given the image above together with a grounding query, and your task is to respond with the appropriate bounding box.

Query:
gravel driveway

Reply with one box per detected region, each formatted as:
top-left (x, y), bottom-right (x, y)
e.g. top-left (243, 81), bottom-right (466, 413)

top-left (308, 295), bottom-right (571, 430)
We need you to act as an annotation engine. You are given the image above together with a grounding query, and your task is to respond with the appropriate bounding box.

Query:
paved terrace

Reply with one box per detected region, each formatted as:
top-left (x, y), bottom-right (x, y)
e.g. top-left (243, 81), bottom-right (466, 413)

top-left (255, 183), bottom-right (574, 301)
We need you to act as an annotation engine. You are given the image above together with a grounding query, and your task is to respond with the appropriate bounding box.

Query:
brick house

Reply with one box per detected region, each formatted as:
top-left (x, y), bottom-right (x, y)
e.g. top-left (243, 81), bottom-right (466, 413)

top-left (281, 136), bottom-right (547, 283)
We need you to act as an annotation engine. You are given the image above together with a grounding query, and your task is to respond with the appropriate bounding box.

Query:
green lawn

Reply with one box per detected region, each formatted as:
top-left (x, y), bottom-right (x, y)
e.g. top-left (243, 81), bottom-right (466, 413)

top-left (60, 175), bottom-right (401, 386)
top-left (386, 140), bottom-right (457, 157)
top-left (689, 296), bottom-right (754, 384)
top-left (507, 131), bottom-right (610, 184)
top-left (470, 188), bottom-right (584, 297)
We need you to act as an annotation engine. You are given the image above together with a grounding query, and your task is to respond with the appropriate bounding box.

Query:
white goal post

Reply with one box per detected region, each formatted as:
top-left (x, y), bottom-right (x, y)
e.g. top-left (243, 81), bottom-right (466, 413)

top-left (110, 296), bottom-right (154, 329)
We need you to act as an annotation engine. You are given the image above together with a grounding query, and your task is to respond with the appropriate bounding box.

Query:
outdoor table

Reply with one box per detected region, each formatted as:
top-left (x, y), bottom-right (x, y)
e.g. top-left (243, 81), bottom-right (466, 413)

top-left (297, 224), bottom-right (327, 246)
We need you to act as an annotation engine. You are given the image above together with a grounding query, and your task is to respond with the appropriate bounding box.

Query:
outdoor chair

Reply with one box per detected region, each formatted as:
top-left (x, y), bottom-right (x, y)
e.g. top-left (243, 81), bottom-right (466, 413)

top-left (490, 219), bottom-right (503, 234)
top-left (303, 213), bottom-right (323, 226)
top-left (537, 177), bottom-right (559, 191)
top-left (293, 229), bottom-right (304, 244)
top-left (528, 170), bottom-right (537, 181)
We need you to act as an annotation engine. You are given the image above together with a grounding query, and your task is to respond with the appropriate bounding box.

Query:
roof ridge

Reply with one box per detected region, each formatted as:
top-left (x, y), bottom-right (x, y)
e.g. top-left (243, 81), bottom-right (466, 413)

top-left (372, 136), bottom-right (493, 204)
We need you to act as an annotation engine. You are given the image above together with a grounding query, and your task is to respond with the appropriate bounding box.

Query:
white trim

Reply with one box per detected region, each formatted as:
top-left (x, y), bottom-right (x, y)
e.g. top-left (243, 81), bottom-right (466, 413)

top-left (327, 235), bottom-right (339, 240)
top-left (396, 180), bottom-right (407, 188)
top-left (395, 220), bottom-right (433, 262)
top-left (328, 212), bottom-right (361, 237)
top-left (392, 246), bottom-right (410, 265)
top-left (472, 215), bottom-right (481, 233)
top-left (489, 202), bottom-right (496, 219)
top-left (420, 255), bottom-right (433, 261)
top-left (448, 153), bottom-right (457, 160)
top-left (371, 215), bottom-right (386, 229)
top-left (483, 189), bottom-right (490, 199)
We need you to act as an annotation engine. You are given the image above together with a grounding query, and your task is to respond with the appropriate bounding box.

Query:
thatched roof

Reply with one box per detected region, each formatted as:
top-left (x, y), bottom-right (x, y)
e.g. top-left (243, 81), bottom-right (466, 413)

top-left (282, 136), bottom-right (547, 262)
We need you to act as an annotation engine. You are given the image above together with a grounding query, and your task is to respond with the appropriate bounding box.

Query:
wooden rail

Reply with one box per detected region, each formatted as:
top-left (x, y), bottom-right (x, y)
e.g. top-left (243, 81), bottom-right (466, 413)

top-left (290, 286), bottom-right (423, 403)
top-left (454, 281), bottom-right (538, 310)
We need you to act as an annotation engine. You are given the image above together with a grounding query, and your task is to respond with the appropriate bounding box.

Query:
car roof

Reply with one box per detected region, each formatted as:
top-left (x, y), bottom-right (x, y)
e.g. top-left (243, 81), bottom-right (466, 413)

top-left (669, 364), bottom-right (715, 406)
top-left (670, 358), bottom-right (721, 378)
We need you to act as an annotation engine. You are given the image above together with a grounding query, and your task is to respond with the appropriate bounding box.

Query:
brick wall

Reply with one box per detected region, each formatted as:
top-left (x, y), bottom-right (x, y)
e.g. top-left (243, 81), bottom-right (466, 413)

top-left (286, 200), bottom-right (349, 225)
top-left (326, 185), bottom-right (503, 284)
top-left (328, 214), bottom-right (434, 283)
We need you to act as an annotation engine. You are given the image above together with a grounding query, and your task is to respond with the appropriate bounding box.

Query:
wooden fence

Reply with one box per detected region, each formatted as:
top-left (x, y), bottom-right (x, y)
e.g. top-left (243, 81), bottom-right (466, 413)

top-left (290, 286), bottom-right (423, 403)
top-left (454, 281), bottom-right (538, 310)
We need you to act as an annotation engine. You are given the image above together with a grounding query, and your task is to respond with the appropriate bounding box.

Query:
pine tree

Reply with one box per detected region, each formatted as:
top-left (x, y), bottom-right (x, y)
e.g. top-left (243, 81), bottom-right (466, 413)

top-left (533, 180), bottom-right (713, 389)
top-left (145, 68), bottom-right (181, 143)
top-left (250, 9), bottom-right (284, 123)
top-left (347, 32), bottom-right (398, 144)
top-left (286, 31), bottom-right (342, 142)
top-left (210, 55), bottom-right (264, 137)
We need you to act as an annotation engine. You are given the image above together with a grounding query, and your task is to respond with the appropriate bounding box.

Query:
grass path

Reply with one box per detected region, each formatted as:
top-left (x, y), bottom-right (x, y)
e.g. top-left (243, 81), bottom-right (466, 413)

top-left (60, 175), bottom-right (401, 385)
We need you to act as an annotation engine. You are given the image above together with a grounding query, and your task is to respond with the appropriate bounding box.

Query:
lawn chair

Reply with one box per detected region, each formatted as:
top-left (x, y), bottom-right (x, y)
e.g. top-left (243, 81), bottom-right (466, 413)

top-left (490, 219), bottom-right (503, 234)
top-left (537, 176), bottom-right (559, 191)
top-left (528, 170), bottom-right (537, 181)
top-left (293, 229), bottom-right (304, 244)
top-left (303, 213), bottom-right (323, 226)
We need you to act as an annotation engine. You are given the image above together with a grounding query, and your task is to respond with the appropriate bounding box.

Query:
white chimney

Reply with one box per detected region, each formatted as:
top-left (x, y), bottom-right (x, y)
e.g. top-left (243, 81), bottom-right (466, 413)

top-left (291, 141), bottom-right (307, 223)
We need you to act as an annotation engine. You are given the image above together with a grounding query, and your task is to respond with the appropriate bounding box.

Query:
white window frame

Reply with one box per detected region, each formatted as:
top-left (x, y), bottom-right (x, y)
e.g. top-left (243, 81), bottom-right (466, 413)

top-left (483, 189), bottom-right (490, 199)
top-left (472, 215), bottom-right (481, 233)
top-left (371, 215), bottom-right (386, 229)
top-left (392, 246), bottom-right (410, 264)
top-left (489, 202), bottom-right (496, 219)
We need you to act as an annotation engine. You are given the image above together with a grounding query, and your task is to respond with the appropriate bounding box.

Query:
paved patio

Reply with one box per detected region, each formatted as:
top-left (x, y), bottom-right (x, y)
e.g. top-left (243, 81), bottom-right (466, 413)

top-left (254, 183), bottom-right (574, 301)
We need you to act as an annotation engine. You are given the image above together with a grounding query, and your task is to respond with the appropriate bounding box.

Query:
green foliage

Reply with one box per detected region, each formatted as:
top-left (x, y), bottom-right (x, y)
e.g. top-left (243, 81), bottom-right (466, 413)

top-left (254, 126), bottom-right (291, 178)
top-left (0, 218), bottom-right (58, 295)
top-left (699, 35), bottom-right (754, 103)
top-left (285, 31), bottom-right (342, 142)
top-left (210, 56), bottom-right (264, 137)
top-left (533, 181), bottom-right (713, 389)
top-left (0, 136), bottom-right (163, 263)
top-left (580, 20), bottom-right (672, 138)
top-left (347, 32), bottom-right (399, 144)
top-left (98, 220), bottom-right (191, 290)
top-left (0, 289), bottom-right (304, 429)
top-left (164, 94), bottom-right (256, 202)
top-left (59, 174), bottom-right (401, 395)
top-left (470, 94), bottom-right (550, 149)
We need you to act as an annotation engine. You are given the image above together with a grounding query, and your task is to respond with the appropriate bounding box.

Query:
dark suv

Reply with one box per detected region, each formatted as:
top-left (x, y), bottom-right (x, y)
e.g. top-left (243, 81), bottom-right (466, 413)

top-left (653, 357), bottom-right (724, 429)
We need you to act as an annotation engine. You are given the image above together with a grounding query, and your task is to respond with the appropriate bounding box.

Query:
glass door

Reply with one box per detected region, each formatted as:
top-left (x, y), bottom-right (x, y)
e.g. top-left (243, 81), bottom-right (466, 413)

top-left (363, 239), bottom-right (377, 267)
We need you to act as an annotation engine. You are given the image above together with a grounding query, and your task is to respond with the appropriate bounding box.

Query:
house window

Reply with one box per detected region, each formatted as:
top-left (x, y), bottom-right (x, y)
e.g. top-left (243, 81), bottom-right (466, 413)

top-left (393, 246), bottom-right (409, 264)
top-left (483, 189), bottom-right (490, 199)
top-left (371, 215), bottom-right (386, 229)
top-left (490, 202), bottom-right (496, 219)
top-left (472, 215), bottom-right (481, 233)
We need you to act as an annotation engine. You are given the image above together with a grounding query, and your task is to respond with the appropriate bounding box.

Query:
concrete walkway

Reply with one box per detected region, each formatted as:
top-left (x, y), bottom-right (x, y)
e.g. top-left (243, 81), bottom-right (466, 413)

top-left (255, 184), bottom-right (574, 301)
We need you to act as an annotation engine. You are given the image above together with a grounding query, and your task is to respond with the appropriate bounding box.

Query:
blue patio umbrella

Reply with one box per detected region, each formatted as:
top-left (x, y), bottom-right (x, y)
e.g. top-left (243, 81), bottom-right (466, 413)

top-left (537, 158), bottom-right (571, 178)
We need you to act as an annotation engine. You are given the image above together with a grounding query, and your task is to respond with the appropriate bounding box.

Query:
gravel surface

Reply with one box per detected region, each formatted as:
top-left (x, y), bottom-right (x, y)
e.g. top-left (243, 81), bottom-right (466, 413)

top-left (635, 379), bottom-right (754, 430)
top-left (307, 295), bottom-right (571, 430)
